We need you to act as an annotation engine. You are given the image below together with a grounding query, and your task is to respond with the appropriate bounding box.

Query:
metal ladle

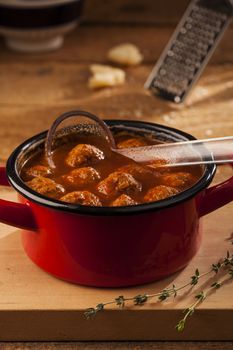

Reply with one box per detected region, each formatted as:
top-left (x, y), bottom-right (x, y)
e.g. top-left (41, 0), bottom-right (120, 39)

top-left (45, 110), bottom-right (233, 169)
top-left (45, 110), bottom-right (116, 169)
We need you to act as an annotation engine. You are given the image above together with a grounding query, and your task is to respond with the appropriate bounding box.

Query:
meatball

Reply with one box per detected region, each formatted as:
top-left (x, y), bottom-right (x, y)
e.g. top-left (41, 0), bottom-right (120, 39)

top-left (118, 164), bottom-right (155, 181)
top-left (147, 159), bottom-right (170, 175)
top-left (66, 144), bottom-right (105, 167)
top-left (161, 172), bottom-right (195, 188)
top-left (111, 194), bottom-right (137, 207)
top-left (117, 137), bottom-right (147, 149)
top-left (144, 185), bottom-right (178, 203)
top-left (26, 165), bottom-right (52, 178)
top-left (97, 171), bottom-right (142, 197)
top-left (148, 159), bottom-right (169, 169)
top-left (60, 191), bottom-right (102, 206)
top-left (26, 177), bottom-right (64, 198)
top-left (62, 167), bottom-right (100, 187)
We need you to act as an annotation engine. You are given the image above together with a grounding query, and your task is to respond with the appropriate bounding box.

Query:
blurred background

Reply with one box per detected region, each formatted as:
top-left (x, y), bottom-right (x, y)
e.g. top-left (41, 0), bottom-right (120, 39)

top-left (0, 0), bottom-right (232, 162)
top-left (83, 0), bottom-right (190, 24)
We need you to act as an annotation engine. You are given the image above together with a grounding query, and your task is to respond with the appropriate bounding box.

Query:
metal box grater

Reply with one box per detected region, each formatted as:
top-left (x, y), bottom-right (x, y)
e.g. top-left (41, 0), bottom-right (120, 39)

top-left (145, 0), bottom-right (233, 103)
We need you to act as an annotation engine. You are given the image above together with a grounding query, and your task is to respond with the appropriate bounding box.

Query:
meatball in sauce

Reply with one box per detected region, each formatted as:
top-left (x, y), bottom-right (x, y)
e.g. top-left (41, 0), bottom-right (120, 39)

top-left (62, 167), bottom-right (100, 188)
top-left (111, 194), bottom-right (138, 207)
top-left (60, 191), bottom-right (102, 206)
top-left (21, 131), bottom-right (203, 207)
top-left (97, 171), bottom-right (142, 198)
top-left (26, 177), bottom-right (65, 198)
top-left (25, 165), bottom-right (52, 179)
top-left (66, 144), bottom-right (105, 167)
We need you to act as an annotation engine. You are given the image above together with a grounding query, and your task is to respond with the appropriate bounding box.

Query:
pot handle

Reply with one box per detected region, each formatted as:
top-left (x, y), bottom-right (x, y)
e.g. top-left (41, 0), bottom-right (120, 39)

top-left (0, 166), bottom-right (37, 231)
top-left (198, 164), bottom-right (233, 217)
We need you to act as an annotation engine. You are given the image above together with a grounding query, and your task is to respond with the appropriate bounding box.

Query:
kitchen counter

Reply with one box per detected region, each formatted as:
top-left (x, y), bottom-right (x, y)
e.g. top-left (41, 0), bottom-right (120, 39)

top-left (0, 13), bottom-right (233, 349)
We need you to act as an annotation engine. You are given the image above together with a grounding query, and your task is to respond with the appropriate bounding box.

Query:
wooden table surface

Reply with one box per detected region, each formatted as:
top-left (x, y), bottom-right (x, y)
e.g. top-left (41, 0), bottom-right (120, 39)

top-left (0, 8), bottom-right (233, 349)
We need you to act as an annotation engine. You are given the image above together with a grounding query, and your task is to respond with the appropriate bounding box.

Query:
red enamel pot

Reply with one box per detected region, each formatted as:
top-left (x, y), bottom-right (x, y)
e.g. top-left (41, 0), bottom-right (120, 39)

top-left (1, 120), bottom-right (233, 287)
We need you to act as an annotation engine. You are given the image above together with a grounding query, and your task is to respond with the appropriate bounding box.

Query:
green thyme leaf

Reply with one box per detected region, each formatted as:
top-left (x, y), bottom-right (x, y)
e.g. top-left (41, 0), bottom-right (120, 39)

top-left (96, 303), bottom-right (104, 312)
top-left (191, 269), bottom-right (200, 285)
top-left (175, 319), bottom-right (185, 332)
top-left (212, 262), bottom-right (221, 273)
top-left (133, 294), bottom-right (148, 305)
top-left (195, 291), bottom-right (206, 301)
top-left (158, 289), bottom-right (170, 301)
top-left (115, 295), bottom-right (125, 308)
top-left (211, 282), bottom-right (222, 289)
top-left (172, 284), bottom-right (177, 298)
top-left (84, 308), bottom-right (97, 319)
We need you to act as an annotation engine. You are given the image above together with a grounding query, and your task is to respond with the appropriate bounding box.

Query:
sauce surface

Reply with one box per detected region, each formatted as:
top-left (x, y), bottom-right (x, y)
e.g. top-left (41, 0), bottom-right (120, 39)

top-left (20, 131), bottom-right (203, 207)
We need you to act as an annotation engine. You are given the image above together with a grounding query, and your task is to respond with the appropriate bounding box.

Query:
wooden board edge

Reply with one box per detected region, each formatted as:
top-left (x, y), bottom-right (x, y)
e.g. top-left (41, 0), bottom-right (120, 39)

top-left (0, 309), bottom-right (232, 341)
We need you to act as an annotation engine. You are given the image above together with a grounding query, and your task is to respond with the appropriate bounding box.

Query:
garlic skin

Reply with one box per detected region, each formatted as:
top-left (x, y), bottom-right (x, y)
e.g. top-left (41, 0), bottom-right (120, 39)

top-left (107, 43), bottom-right (143, 66)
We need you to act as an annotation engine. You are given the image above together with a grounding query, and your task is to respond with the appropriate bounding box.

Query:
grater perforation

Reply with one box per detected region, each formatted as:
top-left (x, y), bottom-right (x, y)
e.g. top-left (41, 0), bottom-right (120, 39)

top-left (145, 0), bottom-right (233, 103)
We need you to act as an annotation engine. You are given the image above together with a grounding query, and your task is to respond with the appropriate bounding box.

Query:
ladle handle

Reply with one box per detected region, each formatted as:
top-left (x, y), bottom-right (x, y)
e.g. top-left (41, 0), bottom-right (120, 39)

top-left (116, 136), bottom-right (233, 167)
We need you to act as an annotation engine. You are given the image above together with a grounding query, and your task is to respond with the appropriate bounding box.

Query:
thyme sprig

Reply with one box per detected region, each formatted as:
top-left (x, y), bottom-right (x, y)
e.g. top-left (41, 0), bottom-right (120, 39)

top-left (175, 277), bottom-right (229, 332)
top-left (84, 249), bottom-right (233, 328)
top-left (175, 291), bottom-right (206, 332)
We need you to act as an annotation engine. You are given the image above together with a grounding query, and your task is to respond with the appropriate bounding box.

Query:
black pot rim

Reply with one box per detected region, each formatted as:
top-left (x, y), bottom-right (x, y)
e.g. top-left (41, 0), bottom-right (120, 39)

top-left (6, 120), bottom-right (216, 216)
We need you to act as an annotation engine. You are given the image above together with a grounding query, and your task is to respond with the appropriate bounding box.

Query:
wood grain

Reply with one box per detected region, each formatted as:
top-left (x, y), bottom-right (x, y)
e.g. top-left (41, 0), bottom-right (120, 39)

top-left (83, 0), bottom-right (233, 25)
top-left (0, 342), bottom-right (233, 350)
top-left (83, 0), bottom-right (189, 24)
top-left (0, 25), bottom-right (232, 64)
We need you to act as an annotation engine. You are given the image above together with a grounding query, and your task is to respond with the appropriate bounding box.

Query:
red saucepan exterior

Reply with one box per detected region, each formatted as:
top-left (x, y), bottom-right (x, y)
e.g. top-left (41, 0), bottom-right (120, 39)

top-left (0, 121), bottom-right (233, 287)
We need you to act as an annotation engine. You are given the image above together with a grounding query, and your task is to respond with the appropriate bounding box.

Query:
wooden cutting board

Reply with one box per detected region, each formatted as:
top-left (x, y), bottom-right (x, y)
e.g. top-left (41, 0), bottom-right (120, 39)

top-left (0, 168), bottom-right (233, 341)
